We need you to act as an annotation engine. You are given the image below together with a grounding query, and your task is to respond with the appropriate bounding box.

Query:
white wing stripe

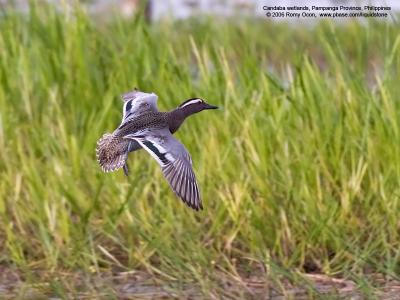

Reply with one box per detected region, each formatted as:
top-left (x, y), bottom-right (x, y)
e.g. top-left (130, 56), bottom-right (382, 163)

top-left (131, 138), bottom-right (171, 166)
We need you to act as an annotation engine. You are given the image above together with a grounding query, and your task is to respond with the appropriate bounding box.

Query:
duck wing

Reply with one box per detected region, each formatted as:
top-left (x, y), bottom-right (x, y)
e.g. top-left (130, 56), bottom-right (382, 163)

top-left (120, 90), bottom-right (159, 123)
top-left (124, 129), bottom-right (202, 211)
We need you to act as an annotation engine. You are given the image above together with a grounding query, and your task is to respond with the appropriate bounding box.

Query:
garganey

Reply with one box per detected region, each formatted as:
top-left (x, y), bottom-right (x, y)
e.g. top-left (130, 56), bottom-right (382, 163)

top-left (96, 89), bottom-right (218, 211)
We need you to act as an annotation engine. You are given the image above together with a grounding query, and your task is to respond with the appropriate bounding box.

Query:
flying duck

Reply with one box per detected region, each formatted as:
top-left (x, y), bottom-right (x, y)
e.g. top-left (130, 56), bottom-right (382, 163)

top-left (96, 89), bottom-right (218, 211)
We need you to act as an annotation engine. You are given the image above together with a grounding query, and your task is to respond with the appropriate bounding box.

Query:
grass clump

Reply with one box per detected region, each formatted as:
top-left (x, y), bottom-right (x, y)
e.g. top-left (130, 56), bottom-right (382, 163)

top-left (0, 3), bottom-right (399, 298)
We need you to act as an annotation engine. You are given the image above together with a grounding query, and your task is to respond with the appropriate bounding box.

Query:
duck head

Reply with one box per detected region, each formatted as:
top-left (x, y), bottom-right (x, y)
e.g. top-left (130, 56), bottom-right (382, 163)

top-left (178, 98), bottom-right (218, 115)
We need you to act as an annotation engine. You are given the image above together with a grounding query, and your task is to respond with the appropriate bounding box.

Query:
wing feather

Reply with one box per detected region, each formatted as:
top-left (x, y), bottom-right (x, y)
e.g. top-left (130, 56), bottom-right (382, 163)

top-left (120, 90), bottom-right (159, 123)
top-left (124, 129), bottom-right (202, 210)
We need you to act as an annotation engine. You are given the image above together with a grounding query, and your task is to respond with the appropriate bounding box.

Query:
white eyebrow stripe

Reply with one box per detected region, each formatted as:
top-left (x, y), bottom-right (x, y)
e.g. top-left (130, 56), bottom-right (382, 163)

top-left (180, 99), bottom-right (202, 108)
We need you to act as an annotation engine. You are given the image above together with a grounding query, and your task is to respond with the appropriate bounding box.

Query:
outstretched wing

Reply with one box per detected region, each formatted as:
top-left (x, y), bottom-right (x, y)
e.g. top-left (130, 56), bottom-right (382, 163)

top-left (121, 90), bottom-right (159, 123)
top-left (124, 129), bottom-right (202, 211)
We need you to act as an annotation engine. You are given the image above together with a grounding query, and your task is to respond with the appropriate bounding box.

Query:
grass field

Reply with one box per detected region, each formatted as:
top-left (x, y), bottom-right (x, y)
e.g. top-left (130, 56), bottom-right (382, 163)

top-left (0, 3), bottom-right (400, 298)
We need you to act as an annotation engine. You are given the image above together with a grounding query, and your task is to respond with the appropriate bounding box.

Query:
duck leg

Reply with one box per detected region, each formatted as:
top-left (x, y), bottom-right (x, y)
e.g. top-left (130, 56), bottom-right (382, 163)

top-left (123, 163), bottom-right (129, 176)
top-left (122, 140), bottom-right (142, 176)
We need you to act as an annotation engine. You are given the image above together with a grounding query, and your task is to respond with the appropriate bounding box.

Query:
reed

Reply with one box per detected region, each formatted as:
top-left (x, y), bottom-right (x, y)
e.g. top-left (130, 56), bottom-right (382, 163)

top-left (0, 3), bottom-right (399, 297)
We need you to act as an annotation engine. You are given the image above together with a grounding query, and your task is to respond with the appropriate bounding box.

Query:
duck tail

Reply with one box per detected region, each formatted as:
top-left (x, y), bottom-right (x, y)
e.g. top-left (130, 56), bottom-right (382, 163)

top-left (96, 133), bottom-right (128, 173)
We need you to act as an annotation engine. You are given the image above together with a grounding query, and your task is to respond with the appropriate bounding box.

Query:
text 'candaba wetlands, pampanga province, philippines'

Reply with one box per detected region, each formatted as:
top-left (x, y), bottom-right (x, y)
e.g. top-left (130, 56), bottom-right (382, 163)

top-left (263, 5), bottom-right (391, 11)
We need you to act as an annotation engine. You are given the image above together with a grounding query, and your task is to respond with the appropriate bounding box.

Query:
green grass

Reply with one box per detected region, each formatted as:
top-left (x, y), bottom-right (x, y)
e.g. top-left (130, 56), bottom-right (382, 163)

top-left (1, 2), bottom-right (400, 298)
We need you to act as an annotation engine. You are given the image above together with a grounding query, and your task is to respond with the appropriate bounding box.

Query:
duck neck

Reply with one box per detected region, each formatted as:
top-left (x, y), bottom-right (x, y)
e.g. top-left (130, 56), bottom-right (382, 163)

top-left (167, 106), bottom-right (196, 134)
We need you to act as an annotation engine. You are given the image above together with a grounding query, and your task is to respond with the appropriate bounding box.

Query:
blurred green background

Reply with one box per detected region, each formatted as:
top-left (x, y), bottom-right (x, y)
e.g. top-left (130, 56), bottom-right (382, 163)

top-left (0, 1), bottom-right (400, 298)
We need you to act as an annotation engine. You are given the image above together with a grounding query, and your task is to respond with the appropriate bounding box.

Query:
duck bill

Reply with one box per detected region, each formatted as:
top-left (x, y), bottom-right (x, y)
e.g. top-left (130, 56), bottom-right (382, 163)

top-left (205, 104), bottom-right (219, 110)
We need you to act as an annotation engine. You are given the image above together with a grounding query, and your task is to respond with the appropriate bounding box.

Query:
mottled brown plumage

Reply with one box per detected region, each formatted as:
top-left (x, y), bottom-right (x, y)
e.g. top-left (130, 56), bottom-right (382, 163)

top-left (96, 133), bottom-right (130, 172)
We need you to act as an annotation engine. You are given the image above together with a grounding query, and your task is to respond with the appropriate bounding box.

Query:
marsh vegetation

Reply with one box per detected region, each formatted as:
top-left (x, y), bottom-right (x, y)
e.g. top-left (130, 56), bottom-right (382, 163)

top-left (0, 3), bottom-right (400, 298)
